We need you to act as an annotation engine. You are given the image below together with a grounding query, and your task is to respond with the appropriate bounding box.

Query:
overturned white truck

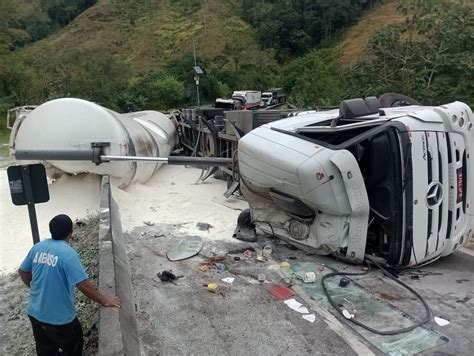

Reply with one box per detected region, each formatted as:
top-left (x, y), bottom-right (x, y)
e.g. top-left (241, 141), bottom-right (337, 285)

top-left (238, 98), bottom-right (474, 267)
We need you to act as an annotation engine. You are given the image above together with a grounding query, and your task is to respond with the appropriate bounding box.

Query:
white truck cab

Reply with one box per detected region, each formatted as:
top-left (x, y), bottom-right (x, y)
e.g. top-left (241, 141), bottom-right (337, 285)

top-left (238, 97), bottom-right (473, 267)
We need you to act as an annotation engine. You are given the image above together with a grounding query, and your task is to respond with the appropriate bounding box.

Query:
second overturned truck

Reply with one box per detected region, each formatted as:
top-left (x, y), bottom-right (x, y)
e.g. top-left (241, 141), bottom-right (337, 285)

top-left (238, 98), bottom-right (474, 267)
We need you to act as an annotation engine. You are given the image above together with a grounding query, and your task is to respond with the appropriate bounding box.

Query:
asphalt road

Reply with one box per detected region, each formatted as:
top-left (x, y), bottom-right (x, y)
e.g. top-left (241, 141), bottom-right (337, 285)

top-left (123, 221), bottom-right (474, 356)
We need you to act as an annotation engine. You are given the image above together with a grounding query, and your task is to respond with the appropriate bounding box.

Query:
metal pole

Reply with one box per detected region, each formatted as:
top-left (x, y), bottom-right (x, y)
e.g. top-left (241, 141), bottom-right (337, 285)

top-left (101, 155), bottom-right (232, 166)
top-left (21, 165), bottom-right (40, 244)
top-left (14, 149), bottom-right (233, 167)
top-left (196, 83), bottom-right (200, 107)
top-left (193, 37), bottom-right (197, 66)
top-left (15, 149), bottom-right (96, 161)
top-left (193, 37), bottom-right (200, 107)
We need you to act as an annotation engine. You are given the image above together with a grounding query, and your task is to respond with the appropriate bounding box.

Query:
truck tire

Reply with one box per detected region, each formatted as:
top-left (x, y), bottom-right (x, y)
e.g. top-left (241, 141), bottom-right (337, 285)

top-left (379, 93), bottom-right (421, 107)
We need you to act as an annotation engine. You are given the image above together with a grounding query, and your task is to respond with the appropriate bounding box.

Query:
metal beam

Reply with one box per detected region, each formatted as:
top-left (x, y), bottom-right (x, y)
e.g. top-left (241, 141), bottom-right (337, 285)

top-left (14, 149), bottom-right (232, 167)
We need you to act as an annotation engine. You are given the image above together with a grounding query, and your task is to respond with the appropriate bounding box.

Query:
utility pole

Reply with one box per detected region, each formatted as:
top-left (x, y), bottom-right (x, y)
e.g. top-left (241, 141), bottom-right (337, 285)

top-left (193, 37), bottom-right (201, 107)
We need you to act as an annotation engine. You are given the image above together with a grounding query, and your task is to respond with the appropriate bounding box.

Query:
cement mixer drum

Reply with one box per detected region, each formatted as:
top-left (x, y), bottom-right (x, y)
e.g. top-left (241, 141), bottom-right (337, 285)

top-left (10, 98), bottom-right (176, 188)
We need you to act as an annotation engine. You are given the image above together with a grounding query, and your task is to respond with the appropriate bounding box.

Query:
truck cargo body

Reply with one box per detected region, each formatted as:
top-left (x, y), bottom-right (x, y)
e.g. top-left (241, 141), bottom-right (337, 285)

top-left (232, 91), bottom-right (261, 110)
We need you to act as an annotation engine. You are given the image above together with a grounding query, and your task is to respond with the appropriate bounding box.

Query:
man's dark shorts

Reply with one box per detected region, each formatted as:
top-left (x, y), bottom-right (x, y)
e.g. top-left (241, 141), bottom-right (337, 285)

top-left (28, 315), bottom-right (83, 356)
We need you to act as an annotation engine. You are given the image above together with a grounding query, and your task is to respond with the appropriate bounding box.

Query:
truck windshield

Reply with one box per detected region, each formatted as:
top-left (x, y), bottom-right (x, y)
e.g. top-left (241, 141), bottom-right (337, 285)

top-left (345, 128), bottom-right (407, 265)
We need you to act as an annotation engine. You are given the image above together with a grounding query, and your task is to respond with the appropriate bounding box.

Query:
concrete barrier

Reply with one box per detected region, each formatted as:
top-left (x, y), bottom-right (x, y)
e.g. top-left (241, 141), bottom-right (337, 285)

top-left (98, 176), bottom-right (141, 355)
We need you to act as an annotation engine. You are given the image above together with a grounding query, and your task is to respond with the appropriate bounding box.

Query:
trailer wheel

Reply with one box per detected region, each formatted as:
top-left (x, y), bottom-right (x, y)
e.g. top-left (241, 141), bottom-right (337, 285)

top-left (379, 93), bottom-right (421, 107)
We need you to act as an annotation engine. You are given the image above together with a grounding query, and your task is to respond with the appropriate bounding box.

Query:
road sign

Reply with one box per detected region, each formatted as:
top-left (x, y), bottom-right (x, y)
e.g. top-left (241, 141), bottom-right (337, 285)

top-left (7, 164), bottom-right (50, 244)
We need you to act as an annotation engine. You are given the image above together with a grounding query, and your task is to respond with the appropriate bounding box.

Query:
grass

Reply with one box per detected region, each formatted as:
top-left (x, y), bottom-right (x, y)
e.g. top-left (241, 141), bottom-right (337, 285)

top-left (17, 0), bottom-right (265, 74)
top-left (337, 0), bottom-right (404, 66)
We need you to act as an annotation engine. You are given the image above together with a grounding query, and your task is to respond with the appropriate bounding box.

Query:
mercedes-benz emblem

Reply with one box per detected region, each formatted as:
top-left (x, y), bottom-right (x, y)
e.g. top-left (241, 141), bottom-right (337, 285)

top-left (426, 182), bottom-right (443, 209)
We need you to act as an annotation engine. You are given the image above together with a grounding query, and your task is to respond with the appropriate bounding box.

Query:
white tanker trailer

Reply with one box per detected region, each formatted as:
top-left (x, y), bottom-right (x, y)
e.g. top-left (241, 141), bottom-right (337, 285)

top-left (9, 98), bottom-right (177, 188)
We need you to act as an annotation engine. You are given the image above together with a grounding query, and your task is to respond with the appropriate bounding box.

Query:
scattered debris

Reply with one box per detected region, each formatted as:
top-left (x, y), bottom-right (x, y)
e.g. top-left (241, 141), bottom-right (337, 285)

top-left (342, 309), bottom-right (353, 320)
top-left (268, 284), bottom-right (296, 300)
top-left (199, 256), bottom-right (226, 272)
top-left (456, 279), bottom-right (469, 284)
top-left (206, 283), bottom-right (218, 293)
top-left (222, 277), bottom-right (235, 284)
top-left (199, 265), bottom-right (212, 272)
top-left (339, 277), bottom-right (350, 287)
top-left (288, 256), bottom-right (297, 260)
top-left (361, 266), bottom-right (369, 272)
top-left (302, 314), bottom-right (316, 323)
top-left (243, 250), bottom-right (254, 258)
top-left (456, 296), bottom-right (471, 304)
top-left (204, 283), bottom-right (230, 297)
top-left (262, 246), bottom-right (272, 258)
top-left (167, 235), bottom-right (203, 261)
top-left (234, 256), bottom-right (241, 261)
top-left (284, 299), bottom-right (309, 314)
top-left (434, 317), bottom-right (450, 326)
top-left (215, 263), bottom-right (225, 272)
top-left (256, 254), bottom-right (266, 262)
top-left (280, 261), bottom-right (290, 271)
top-left (228, 246), bottom-right (256, 255)
top-left (157, 271), bottom-right (183, 284)
top-left (75, 219), bottom-right (85, 227)
top-left (258, 274), bottom-right (266, 282)
top-left (411, 275), bottom-right (420, 280)
top-left (196, 222), bottom-right (213, 231)
top-left (303, 272), bottom-right (316, 284)
top-left (143, 221), bottom-right (154, 226)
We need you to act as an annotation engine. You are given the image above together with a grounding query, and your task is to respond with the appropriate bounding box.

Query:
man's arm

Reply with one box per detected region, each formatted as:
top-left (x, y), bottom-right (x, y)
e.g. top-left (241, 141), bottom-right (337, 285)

top-left (76, 280), bottom-right (121, 308)
top-left (18, 269), bottom-right (32, 287)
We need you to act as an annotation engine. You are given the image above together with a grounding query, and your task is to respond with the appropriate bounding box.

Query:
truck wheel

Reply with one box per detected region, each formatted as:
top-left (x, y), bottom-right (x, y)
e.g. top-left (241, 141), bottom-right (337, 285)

top-left (379, 93), bottom-right (421, 107)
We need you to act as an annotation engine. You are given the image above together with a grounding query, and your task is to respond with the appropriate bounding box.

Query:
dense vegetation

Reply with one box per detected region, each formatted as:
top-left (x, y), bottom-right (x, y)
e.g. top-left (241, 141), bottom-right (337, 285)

top-left (0, 0), bottom-right (472, 115)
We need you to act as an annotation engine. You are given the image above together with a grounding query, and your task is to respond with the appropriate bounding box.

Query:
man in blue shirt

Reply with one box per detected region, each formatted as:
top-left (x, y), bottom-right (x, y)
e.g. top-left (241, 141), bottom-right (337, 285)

top-left (18, 214), bottom-right (121, 356)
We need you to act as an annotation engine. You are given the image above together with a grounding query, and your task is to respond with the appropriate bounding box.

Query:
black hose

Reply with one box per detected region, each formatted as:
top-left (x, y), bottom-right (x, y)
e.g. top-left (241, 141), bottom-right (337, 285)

top-left (321, 255), bottom-right (431, 335)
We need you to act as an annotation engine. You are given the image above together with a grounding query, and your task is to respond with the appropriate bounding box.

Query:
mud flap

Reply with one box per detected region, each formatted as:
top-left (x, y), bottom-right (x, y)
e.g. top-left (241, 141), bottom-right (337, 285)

top-left (330, 151), bottom-right (370, 263)
top-left (233, 209), bottom-right (257, 242)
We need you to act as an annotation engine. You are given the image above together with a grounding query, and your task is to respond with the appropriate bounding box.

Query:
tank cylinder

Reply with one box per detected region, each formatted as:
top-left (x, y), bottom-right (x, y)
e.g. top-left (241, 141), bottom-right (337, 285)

top-left (11, 98), bottom-right (176, 188)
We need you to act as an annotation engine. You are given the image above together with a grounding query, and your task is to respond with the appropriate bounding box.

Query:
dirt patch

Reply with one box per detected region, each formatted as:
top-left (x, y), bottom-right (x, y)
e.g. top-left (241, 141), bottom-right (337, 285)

top-left (0, 216), bottom-right (100, 355)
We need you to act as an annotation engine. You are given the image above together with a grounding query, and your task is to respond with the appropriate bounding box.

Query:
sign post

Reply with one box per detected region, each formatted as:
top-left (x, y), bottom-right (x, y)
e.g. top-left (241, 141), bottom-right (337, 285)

top-left (7, 163), bottom-right (49, 244)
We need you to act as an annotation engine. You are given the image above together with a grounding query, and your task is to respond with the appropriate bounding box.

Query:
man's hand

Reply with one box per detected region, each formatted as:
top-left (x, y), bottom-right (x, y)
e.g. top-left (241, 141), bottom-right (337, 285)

top-left (18, 269), bottom-right (32, 287)
top-left (103, 296), bottom-right (122, 308)
top-left (77, 280), bottom-right (121, 308)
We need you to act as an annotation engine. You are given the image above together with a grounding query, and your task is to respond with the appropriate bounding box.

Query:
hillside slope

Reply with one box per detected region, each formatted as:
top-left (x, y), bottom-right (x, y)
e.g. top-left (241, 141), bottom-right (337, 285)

top-left (18, 0), bottom-right (262, 72)
top-left (337, 0), bottom-right (404, 66)
top-left (338, 0), bottom-right (473, 66)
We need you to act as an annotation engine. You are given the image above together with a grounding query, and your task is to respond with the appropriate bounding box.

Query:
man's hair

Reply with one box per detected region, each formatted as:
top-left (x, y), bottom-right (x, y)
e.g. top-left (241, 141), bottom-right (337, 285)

top-left (49, 214), bottom-right (73, 240)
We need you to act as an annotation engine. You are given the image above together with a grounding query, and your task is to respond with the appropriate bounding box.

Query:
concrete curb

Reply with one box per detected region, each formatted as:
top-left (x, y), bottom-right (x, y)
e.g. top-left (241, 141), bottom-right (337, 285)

top-left (98, 176), bottom-right (141, 355)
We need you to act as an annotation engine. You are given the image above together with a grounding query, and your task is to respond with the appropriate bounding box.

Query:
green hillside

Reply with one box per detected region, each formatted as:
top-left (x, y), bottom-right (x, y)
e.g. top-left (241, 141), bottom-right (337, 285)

top-left (19, 0), bottom-right (261, 72)
top-left (0, 0), bottom-right (472, 114)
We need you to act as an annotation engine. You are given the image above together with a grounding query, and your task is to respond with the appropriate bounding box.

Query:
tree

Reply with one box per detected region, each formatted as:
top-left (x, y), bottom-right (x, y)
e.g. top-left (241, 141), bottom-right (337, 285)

top-left (345, 0), bottom-right (474, 106)
top-left (41, 49), bottom-right (131, 110)
top-left (129, 71), bottom-right (189, 111)
top-left (242, 0), bottom-right (372, 60)
top-left (282, 48), bottom-right (343, 107)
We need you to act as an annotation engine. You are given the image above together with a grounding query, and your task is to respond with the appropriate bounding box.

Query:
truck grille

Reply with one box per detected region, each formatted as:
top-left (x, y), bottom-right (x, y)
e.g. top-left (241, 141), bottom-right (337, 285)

top-left (423, 132), bottom-right (466, 259)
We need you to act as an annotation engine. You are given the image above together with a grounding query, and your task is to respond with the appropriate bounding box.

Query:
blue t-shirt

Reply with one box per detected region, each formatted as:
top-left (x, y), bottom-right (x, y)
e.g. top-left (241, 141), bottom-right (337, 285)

top-left (19, 239), bottom-right (88, 325)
